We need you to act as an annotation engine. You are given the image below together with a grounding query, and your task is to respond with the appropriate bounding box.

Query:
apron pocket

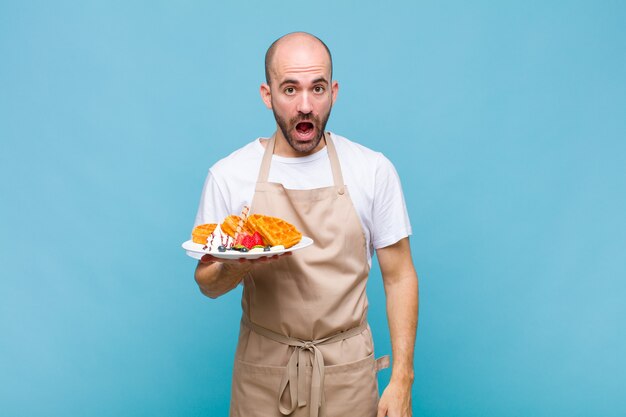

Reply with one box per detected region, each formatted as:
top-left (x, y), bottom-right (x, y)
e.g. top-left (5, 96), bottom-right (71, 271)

top-left (230, 359), bottom-right (285, 417)
top-left (230, 353), bottom-right (388, 417)
top-left (322, 353), bottom-right (380, 417)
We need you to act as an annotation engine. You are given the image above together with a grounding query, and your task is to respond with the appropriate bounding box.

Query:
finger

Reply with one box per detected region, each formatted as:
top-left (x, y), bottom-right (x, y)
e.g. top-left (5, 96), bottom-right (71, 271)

top-left (201, 255), bottom-right (240, 265)
top-left (200, 254), bottom-right (217, 264)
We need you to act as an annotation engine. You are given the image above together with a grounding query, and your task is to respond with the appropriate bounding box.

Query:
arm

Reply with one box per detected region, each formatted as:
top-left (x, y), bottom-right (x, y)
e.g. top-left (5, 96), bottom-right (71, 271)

top-left (194, 257), bottom-right (252, 299)
top-left (194, 253), bottom-right (289, 299)
top-left (376, 237), bottom-right (419, 417)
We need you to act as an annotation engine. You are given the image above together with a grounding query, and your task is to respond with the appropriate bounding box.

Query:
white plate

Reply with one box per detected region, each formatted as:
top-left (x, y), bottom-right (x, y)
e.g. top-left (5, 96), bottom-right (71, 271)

top-left (182, 236), bottom-right (314, 260)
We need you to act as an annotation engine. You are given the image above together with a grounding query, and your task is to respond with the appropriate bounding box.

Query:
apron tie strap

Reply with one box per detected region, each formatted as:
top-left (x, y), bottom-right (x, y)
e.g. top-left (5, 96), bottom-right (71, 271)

top-left (242, 315), bottom-right (368, 417)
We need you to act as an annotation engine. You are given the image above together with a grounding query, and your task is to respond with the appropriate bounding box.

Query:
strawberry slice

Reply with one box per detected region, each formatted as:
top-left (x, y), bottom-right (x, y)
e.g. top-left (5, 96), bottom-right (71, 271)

top-left (251, 231), bottom-right (265, 247)
top-left (241, 234), bottom-right (256, 249)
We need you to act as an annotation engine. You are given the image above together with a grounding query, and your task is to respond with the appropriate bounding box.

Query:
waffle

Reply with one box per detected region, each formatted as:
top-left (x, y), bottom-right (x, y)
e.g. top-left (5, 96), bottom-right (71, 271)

top-left (220, 215), bottom-right (254, 238)
top-left (191, 223), bottom-right (217, 244)
top-left (246, 214), bottom-right (302, 249)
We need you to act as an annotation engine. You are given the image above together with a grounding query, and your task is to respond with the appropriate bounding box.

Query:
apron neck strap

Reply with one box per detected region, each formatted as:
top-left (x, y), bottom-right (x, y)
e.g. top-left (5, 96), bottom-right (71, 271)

top-left (257, 132), bottom-right (345, 190)
top-left (257, 134), bottom-right (276, 183)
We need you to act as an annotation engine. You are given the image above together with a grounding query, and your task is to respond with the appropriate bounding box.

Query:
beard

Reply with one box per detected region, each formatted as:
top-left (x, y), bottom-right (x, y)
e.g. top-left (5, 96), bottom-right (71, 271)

top-left (272, 105), bottom-right (332, 154)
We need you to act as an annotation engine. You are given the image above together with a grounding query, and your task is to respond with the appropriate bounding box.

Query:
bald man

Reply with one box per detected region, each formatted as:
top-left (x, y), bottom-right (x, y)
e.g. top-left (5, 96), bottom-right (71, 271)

top-left (193, 32), bottom-right (418, 417)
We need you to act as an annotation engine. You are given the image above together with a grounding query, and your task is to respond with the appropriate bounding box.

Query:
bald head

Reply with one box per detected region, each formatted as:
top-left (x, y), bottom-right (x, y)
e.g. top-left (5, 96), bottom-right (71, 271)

top-left (264, 32), bottom-right (333, 85)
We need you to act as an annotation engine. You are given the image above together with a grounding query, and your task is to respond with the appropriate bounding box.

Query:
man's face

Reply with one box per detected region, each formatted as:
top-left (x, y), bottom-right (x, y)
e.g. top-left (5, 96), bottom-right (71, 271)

top-left (261, 37), bottom-right (338, 156)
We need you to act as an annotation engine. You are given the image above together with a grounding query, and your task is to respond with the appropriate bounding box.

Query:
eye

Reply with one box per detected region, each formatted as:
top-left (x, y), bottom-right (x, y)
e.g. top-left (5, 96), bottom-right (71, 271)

top-left (313, 85), bottom-right (325, 94)
top-left (284, 87), bottom-right (296, 95)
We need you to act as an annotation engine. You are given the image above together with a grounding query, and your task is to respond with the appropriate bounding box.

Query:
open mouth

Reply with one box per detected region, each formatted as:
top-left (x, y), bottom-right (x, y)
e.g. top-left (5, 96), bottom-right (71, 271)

top-left (295, 122), bottom-right (314, 135)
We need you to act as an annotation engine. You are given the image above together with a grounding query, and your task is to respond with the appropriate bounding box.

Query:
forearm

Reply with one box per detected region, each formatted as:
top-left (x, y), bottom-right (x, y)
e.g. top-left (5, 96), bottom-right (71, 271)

top-left (194, 260), bottom-right (251, 299)
top-left (384, 272), bottom-right (418, 384)
top-left (377, 238), bottom-right (419, 384)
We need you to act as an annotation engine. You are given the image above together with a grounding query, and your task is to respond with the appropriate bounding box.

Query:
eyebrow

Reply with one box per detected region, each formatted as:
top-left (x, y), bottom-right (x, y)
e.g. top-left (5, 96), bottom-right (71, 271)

top-left (279, 77), bottom-right (329, 88)
top-left (311, 77), bottom-right (329, 85)
top-left (279, 79), bottom-right (300, 88)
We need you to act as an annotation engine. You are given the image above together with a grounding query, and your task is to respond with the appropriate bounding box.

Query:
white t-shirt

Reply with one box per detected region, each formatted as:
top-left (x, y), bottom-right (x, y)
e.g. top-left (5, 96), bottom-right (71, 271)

top-left (194, 132), bottom-right (412, 265)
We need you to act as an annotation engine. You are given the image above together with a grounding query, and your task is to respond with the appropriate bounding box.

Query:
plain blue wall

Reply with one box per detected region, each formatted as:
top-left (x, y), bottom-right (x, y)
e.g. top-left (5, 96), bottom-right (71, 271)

top-left (1, 1), bottom-right (624, 416)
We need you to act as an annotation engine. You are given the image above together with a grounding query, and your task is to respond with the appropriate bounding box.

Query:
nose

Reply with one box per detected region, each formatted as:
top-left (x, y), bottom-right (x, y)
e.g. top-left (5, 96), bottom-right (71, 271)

top-left (296, 91), bottom-right (312, 115)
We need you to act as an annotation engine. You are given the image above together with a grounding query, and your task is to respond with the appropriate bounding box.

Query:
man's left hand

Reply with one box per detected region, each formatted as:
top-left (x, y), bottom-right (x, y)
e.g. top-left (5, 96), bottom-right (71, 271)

top-left (377, 380), bottom-right (412, 417)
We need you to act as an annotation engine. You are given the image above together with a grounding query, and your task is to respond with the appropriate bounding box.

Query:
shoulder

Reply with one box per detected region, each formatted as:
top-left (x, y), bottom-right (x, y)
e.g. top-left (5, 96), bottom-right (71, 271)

top-left (330, 132), bottom-right (397, 178)
top-left (196, 138), bottom-right (263, 222)
top-left (331, 132), bottom-right (382, 159)
top-left (209, 139), bottom-right (263, 192)
top-left (202, 138), bottom-right (265, 204)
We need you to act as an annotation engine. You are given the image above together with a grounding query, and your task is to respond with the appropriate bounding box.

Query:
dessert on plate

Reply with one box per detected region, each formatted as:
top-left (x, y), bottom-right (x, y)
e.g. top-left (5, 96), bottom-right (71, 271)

top-left (191, 223), bottom-right (217, 244)
top-left (246, 214), bottom-right (302, 249)
top-left (190, 208), bottom-right (303, 254)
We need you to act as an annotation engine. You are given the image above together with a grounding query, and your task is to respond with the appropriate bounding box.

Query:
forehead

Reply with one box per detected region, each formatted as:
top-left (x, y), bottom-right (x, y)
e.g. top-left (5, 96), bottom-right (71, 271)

top-left (270, 38), bottom-right (331, 83)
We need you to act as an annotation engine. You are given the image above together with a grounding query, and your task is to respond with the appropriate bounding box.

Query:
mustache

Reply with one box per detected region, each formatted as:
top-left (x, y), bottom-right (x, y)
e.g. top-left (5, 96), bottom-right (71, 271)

top-left (291, 114), bottom-right (318, 124)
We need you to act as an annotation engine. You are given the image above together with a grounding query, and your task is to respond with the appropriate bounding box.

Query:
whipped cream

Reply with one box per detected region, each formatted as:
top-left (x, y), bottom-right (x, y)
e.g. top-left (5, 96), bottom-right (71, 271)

top-left (203, 226), bottom-right (233, 251)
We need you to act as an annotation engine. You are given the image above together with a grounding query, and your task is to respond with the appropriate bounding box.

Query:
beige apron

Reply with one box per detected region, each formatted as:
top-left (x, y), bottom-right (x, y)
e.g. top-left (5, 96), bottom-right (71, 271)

top-left (230, 133), bottom-right (389, 417)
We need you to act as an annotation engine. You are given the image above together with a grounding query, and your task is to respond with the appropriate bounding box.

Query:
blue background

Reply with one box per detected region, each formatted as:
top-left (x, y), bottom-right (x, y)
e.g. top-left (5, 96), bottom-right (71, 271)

top-left (1, 1), bottom-right (625, 416)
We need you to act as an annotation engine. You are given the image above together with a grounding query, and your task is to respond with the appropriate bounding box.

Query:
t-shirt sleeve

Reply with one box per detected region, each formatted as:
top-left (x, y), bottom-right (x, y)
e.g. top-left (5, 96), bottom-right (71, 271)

top-left (193, 170), bottom-right (231, 227)
top-left (370, 154), bottom-right (412, 249)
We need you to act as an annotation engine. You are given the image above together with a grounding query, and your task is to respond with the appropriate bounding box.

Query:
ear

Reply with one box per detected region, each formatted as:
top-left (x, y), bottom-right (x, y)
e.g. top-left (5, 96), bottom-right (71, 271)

top-left (260, 83), bottom-right (273, 109)
top-left (331, 80), bottom-right (339, 105)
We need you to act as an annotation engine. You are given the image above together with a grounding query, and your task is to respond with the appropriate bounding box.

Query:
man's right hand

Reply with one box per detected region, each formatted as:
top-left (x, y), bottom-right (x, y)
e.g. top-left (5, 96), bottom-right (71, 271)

top-left (194, 252), bottom-right (291, 298)
top-left (199, 252), bottom-right (289, 264)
